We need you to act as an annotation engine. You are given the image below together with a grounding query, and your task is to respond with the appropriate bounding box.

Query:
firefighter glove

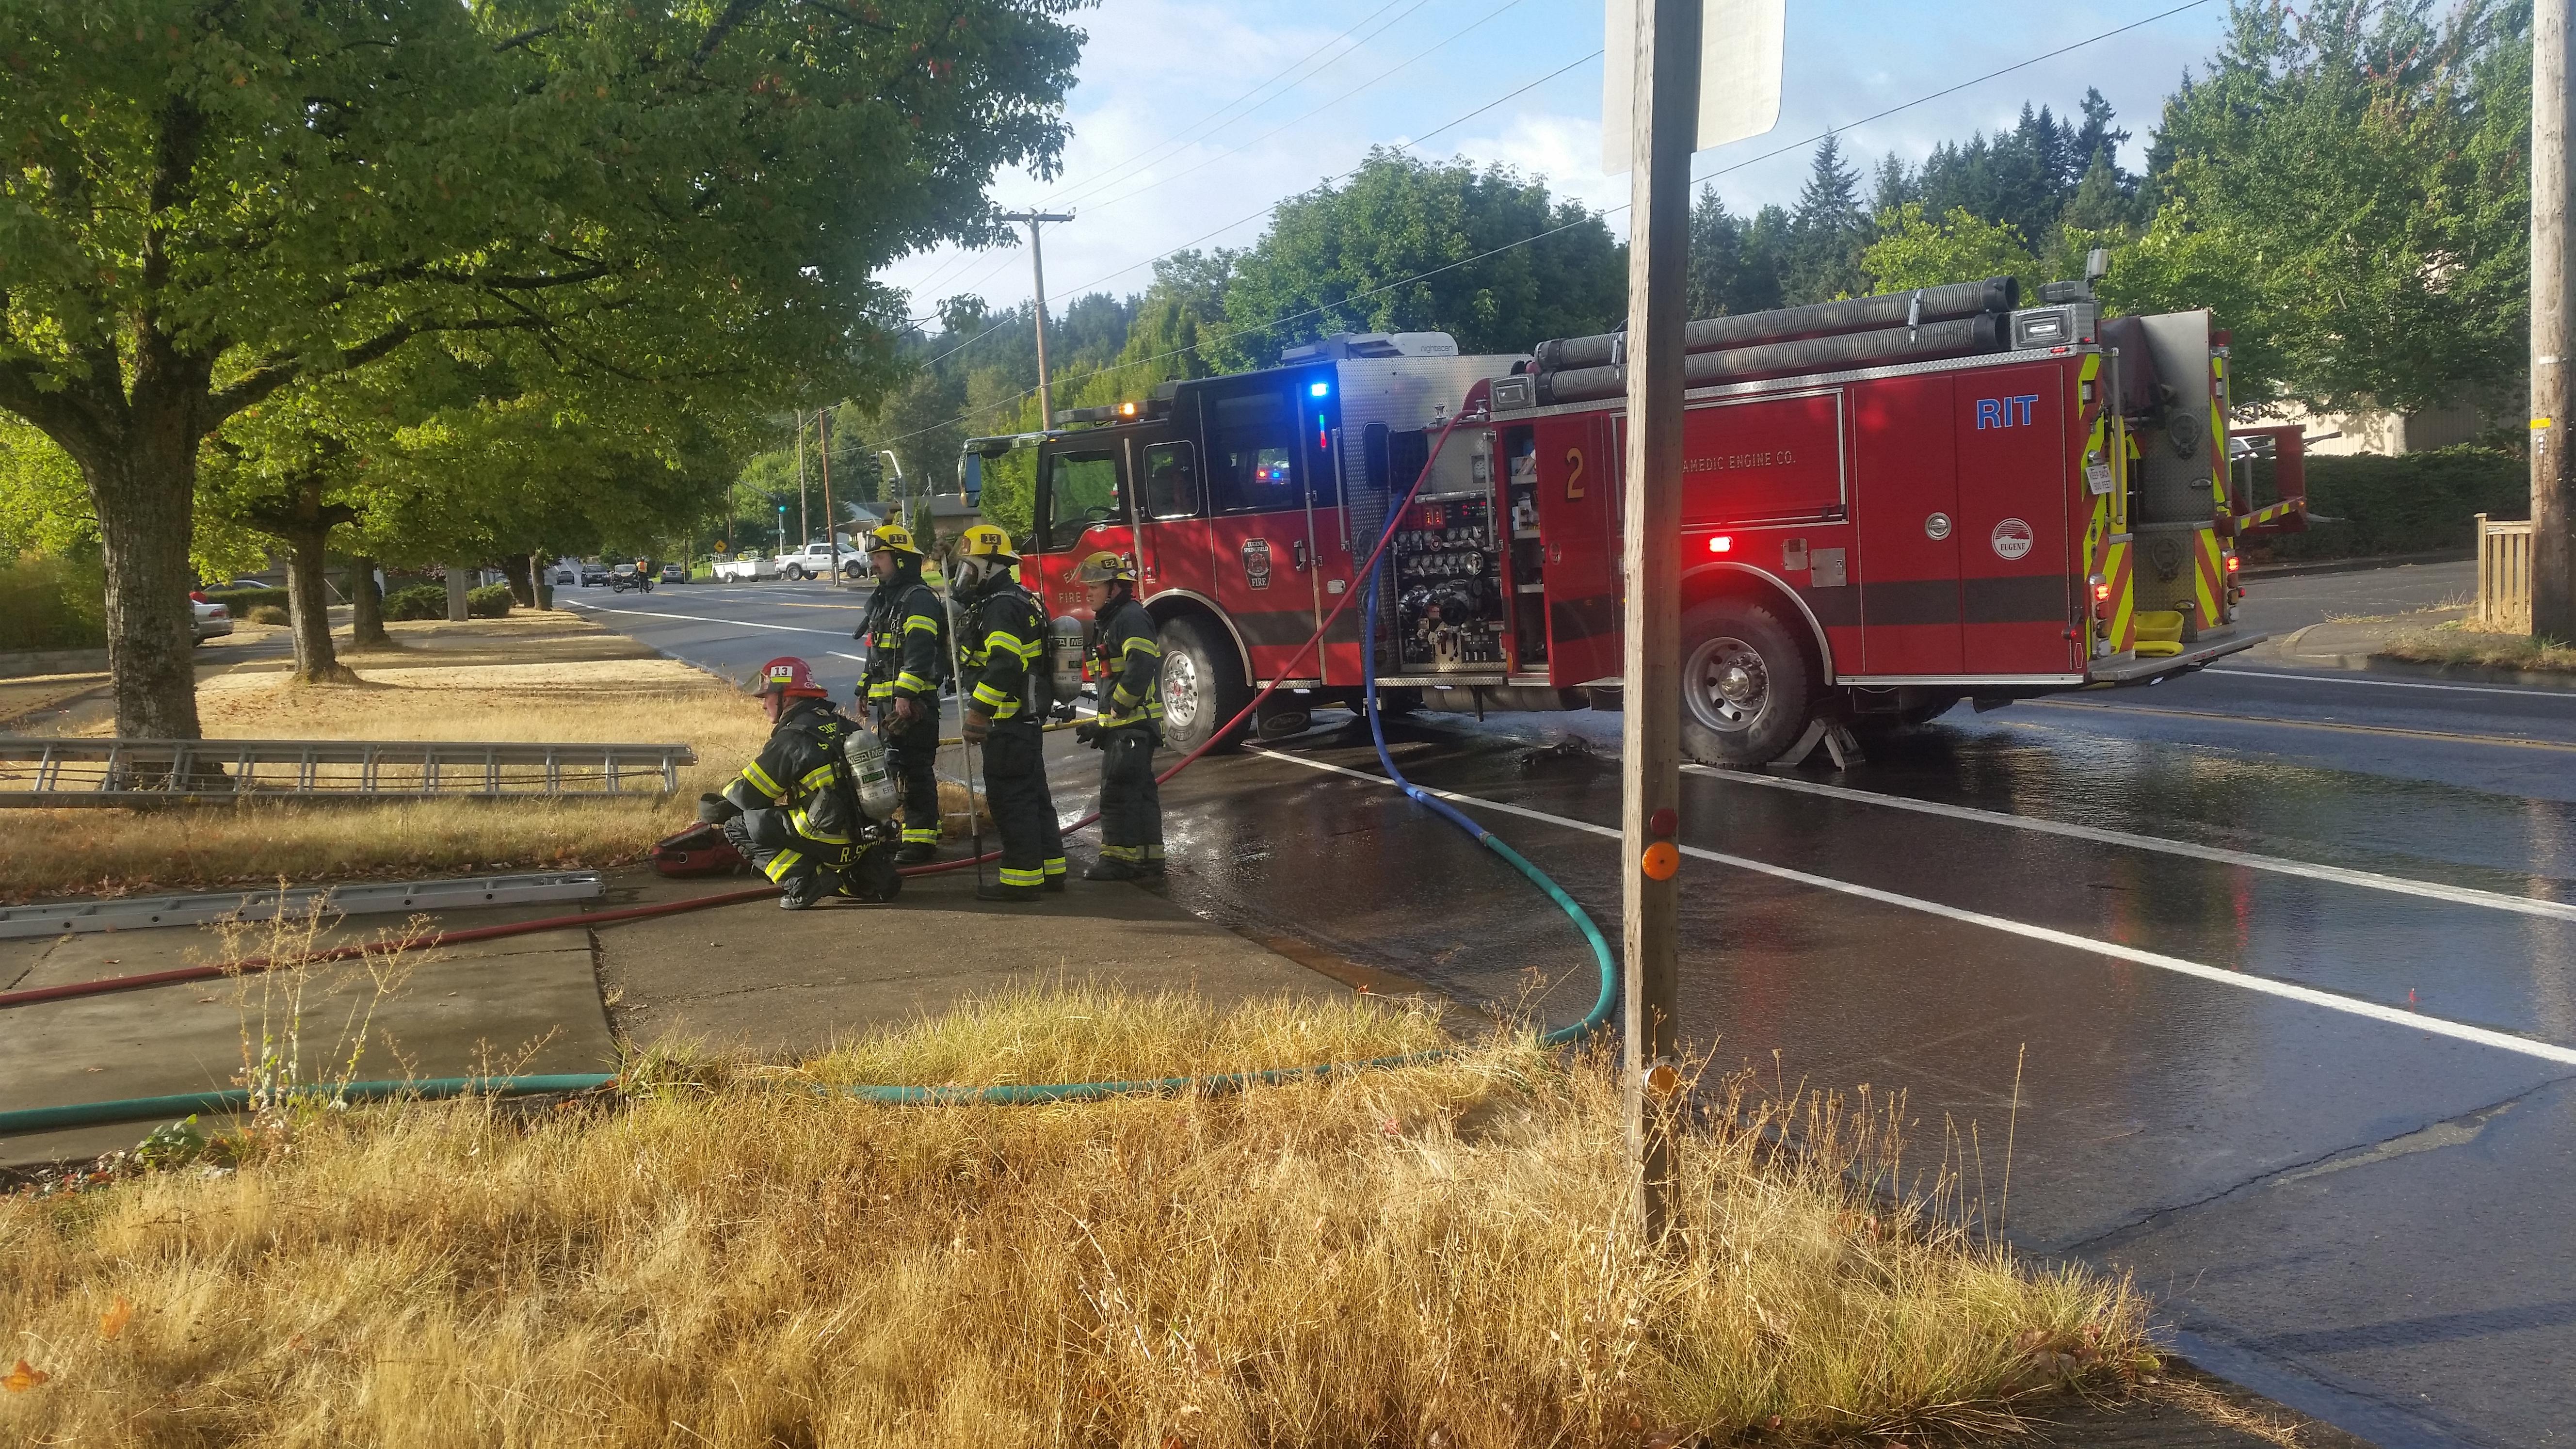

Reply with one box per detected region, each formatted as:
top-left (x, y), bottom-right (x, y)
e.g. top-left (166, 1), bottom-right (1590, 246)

top-left (696, 792), bottom-right (741, 824)
top-left (961, 710), bottom-right (992, 746)
top-left (1074, 721), bottom-right (1101, 747)
top-left (890, 695), bottom-right (925, 728)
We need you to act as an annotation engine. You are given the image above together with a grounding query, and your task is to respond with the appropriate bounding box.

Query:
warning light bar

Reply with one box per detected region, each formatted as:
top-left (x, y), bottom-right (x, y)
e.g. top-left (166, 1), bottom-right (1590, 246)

top-left (1309, 380), bottom-right (1331, 397)
top-left (1707, 535), bottom-right (1733, 553)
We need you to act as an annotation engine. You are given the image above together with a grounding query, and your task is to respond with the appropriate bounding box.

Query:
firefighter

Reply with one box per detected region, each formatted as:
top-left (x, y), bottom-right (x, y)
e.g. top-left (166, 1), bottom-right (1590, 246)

top-left (853, 523), bottom-right (947, 864)
top-left (951, 523), bottom-right (1066, 901)
top-left (708, 656), bottom-right (895, 908)
top-left (1072, 551), bottom-right (1165, 879)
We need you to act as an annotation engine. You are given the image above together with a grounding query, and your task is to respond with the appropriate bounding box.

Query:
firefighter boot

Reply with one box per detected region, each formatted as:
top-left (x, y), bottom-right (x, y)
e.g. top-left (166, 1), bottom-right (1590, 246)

top-left (778, 866), bottom-right (844, 911)
top-left (974, 880), bottom-right (1043, 902)
top-left (1083, 856), bottom-right (1144, 882)
top-left (895, 841), bottom-right (939, 866)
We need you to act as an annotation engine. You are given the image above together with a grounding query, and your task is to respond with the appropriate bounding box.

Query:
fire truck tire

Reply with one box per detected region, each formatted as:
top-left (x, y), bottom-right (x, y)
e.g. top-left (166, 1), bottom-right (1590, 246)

top-left (1678, 599), bottom-right (1815, 767)
top-left (1159, 616), bottom-right (1249, 754)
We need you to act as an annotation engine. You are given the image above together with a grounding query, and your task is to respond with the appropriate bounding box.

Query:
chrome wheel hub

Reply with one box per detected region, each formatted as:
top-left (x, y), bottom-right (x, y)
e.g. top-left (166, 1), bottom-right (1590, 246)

top-left (1686, 635), bottom-right (1768, 732)
top-left (1162, 649), bottom-right (1200, 730)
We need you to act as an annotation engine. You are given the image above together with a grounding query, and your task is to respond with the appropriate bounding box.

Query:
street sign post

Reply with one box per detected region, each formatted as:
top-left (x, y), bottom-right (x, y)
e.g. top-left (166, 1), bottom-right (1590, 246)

top-left (2537, 0), bottom-right (2573, 639)
top-left (1602, 0), bottom-right (1783, 173)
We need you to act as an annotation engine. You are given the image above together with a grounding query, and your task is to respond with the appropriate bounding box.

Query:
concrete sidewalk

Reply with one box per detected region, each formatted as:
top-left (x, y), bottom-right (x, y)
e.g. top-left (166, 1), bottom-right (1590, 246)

top-left (0, 864), bottom-right (1376, 1170)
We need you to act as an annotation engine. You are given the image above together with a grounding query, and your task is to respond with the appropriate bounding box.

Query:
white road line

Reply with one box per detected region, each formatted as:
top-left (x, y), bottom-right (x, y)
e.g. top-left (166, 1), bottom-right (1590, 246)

top-left (1678, 764), bottom-right (2576, 924)
top-left (561, 598), bottom-right (853, 640)
top-left (1252, 748), bottom-right (2576, 1069)
top-left (2208, 666), bottom-right (2576, 701)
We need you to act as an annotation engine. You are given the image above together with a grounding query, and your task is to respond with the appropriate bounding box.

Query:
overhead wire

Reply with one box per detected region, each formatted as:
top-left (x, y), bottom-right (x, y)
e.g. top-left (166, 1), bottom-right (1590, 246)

top-left (895, 0), bottom-right (1436, 311)
top-left (876, 0), bottom-right (2219, 450)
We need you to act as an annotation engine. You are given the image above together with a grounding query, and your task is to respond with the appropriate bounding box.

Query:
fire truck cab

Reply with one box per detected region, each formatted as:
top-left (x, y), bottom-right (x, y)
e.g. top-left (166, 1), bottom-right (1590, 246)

top-left (997, 276), bottom-right (2266, 767)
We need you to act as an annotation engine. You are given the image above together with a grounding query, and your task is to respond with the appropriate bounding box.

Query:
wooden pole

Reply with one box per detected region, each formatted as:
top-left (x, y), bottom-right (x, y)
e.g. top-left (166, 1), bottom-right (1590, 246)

top-left (1621, 0), bottom-right (1701, 1246)
top-left (793, 408), bottom-right (810, 552)
top-left (817, 410), bottom-right (841, 583)
top-left (1000, 211), bottom-right (1075, 430)
top-left (2537, 0), bottom-right (2574, 640)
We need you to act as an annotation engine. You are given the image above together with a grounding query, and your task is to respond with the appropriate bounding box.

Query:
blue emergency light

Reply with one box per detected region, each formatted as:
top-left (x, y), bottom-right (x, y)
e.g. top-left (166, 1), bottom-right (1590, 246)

top-left (1309, 380), bottom-right (1330, 397)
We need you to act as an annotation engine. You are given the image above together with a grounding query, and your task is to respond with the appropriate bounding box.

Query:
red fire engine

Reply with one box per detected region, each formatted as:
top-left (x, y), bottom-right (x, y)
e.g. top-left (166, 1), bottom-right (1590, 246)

top-left (973, 270), bottom-right (2275, 766)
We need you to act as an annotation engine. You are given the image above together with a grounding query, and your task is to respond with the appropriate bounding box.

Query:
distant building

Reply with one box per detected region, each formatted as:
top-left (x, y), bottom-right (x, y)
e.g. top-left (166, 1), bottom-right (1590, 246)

top-left (2264, 398), bottom-right (2484, 456)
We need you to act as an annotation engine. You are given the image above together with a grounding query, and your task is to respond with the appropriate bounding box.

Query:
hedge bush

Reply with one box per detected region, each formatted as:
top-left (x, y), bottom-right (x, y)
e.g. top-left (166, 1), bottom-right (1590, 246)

top-left (383, 583), bottom-right (448, 621)
top-left (0, 552), bottom-right (107, 652)
top-left (205, 585), bottom-right (289, 614)
top-left (247, 604), bottom-right (290, 625)
top-left (2247, 445), bottom-right (2525, 562)
top-left (467, 583), bottom-right (514, 618)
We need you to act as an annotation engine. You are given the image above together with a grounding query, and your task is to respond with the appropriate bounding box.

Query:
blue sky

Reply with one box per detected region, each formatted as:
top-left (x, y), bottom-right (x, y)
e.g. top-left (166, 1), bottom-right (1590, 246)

top-left (876, 0), bottom-right (2238, 326)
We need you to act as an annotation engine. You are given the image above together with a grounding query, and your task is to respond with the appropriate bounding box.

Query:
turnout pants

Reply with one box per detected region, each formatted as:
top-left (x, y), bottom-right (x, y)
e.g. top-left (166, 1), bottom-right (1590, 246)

top-left (720, 811), bottom-right (835, 894)
top-left (980, 721), bottom-right (1066, 889)
top-left (879, 710), bottom-right (942, 851)
top-left (1097, 725), bottom-right (1164, 869)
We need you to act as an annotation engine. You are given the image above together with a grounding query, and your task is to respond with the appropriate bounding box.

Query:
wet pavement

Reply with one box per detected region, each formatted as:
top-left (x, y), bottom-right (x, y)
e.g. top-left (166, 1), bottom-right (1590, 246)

top-left (580, 565), bottom-right (2576, 1449)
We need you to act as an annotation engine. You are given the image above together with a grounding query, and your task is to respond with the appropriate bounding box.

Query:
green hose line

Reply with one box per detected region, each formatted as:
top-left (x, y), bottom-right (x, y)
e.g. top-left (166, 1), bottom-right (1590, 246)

top-left (1483, 835), bottom-right (1619, 1047)
top-left (0, 1074), bottom-right (619, 1135)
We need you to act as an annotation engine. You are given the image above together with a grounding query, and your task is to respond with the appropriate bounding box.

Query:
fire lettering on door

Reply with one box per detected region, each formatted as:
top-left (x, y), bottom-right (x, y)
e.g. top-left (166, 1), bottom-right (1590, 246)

top-left (1975, 395), bottom-right (2041, 430)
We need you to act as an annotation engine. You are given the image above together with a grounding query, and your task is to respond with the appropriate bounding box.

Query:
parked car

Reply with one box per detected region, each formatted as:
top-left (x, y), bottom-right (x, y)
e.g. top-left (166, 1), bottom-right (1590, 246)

top-left (580, 562), bottom-right (611, 585)
top-left (659, 562), bottom-right (687, 583)
top-left (778, 541), bottom-right (865, 581)
top-left (191, 596), bottom-right (234, 644)
top-left (710, 552), bottom-right (779, 582)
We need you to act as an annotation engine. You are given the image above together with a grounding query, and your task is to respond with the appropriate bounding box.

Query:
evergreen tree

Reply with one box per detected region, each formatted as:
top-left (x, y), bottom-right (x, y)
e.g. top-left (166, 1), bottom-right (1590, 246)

top-left (1685, 188), bottom-right (1747, 318)
top-left (1783, 134), bottom-right (1868, 303)
top-left (2071, 86), bottom-right (2132, 175)
top-left (1870, 153), bottom-right (1918, 217)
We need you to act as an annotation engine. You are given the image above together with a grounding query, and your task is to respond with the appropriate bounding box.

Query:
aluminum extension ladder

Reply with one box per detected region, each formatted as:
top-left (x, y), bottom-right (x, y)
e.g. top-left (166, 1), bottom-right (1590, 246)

top-left (0, 736), bottom-right (696, 805)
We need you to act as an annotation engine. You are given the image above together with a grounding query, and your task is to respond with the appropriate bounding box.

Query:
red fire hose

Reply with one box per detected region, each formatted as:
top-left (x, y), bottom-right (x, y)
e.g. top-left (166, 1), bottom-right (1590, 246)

top-left (0, 386), bottom-right (1488, 1015)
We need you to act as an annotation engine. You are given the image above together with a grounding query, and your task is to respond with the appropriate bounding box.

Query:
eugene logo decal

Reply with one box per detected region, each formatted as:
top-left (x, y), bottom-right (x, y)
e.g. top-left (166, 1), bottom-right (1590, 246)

top-left (1975, 394), bottom-right (2040, 430)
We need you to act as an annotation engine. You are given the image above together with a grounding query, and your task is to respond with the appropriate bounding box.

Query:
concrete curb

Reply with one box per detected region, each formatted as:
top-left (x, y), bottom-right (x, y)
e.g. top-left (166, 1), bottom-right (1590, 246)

top-left (0, 648), bottom-right (111, 680)
top-left (2359, 655), bottom-right (2576, 692)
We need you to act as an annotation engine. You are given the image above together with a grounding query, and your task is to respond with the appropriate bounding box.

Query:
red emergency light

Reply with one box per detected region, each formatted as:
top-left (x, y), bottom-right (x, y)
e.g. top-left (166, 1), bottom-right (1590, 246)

top-left (1707, 535), bottom-right (1733, 553)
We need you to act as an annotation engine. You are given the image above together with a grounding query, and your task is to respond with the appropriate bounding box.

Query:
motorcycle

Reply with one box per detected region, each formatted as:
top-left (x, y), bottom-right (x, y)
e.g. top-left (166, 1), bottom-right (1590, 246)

top-left (609, 567), bottom-right (656, 594)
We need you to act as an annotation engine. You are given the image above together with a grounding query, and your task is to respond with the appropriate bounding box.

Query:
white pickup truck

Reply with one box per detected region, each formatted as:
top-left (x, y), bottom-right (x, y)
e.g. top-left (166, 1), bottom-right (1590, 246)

top-left (709, 552), bottom-right (779, 583)
top-left (775, 541), bottom-right (866, 581)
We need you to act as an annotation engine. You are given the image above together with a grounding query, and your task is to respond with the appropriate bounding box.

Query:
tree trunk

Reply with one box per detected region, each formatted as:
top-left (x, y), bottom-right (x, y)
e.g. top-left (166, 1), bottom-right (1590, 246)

top-left (284, 520), bottom-right (358, 684)
top-left (500, 554), bottom-right (536, 608)
top-left (348, 556), bottom-right (389, 648)
top-left (83, 434), bottom-right (207, 741)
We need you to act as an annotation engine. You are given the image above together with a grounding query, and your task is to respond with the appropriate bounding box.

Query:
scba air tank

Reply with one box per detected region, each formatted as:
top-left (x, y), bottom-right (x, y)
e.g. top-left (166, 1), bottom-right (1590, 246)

top-left (839, 732), bottom-right (901, 821)
top-left (1050, 614), bottom-right (1089, 701)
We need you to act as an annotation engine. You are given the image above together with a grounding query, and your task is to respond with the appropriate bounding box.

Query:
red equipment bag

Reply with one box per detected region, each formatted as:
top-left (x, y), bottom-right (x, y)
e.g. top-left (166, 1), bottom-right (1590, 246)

top-left (651, 821), bottom-right (747, 878)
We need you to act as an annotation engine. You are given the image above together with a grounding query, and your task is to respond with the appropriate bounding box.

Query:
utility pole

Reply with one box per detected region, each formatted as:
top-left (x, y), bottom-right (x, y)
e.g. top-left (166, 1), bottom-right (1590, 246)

top-left (999, 210), bottom-right (1075, 429)
top-left (793, 408), bottom-right (811, 548)
top-left (2538, 0), bottom-right (2574, 640)
top-left (817, 409), bottom-right (841, 583)
top-left (1619, 0), bottom-right (1702, 1246)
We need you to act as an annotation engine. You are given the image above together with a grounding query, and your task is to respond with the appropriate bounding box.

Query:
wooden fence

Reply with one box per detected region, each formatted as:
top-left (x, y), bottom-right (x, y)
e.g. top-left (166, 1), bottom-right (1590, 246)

top-left (2474, 513), bottom-right (2534, 633)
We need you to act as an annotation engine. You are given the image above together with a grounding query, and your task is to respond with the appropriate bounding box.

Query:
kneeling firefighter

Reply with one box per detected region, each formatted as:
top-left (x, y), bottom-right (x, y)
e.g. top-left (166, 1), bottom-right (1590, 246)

top-left (953, 524), bottom-right (1066, 901)
top-left (1073, 551), bottom-right (1165, 879)
top-left (854, 524), bottom-right (948, 864)
top-left (702, 656), bottom-right (902, 909)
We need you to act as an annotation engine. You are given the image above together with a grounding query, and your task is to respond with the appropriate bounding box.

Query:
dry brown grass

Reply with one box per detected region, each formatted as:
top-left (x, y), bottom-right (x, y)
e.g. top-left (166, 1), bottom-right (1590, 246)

top-left (1, 986), bottom-right (2153, 1448)
top-left (2, 615), bottom-right (989, 902)
top-left (2377, 618), bottom-right (2576, 674)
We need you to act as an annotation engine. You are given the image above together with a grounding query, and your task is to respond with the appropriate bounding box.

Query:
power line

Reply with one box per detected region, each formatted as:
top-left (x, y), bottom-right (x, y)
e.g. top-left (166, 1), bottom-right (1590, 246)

top-left (877, 0), bottom-right (2220, 450)
top-left (899, 0), bottom-right (1433, 306)
top-left (903, 0), bottom-right (1511, 323)
top-left (909, 42), bottom-right (1596, 377)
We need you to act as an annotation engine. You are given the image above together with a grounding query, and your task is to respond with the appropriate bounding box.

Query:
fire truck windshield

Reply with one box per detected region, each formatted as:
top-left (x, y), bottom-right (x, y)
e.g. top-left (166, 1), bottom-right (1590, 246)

top-left (1043, 449), bottom-right (1124, 551)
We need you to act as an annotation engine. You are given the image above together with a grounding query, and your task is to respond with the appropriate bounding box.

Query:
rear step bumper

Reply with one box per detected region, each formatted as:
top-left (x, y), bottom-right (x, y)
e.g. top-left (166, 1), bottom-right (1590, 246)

top-left (2086, 628), bottom-right (2268, 684)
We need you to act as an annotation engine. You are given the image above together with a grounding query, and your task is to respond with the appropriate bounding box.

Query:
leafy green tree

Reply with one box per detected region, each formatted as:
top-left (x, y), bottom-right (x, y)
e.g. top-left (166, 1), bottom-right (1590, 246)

top-left (2108, 0), bottom-right (2528, 412)
top-left (0, 0), bottom-right (1081, 739)
top-left (1860, 205), bottom-right (2042, 297)
top-left (1211, 150), bottom-right (1626, 368)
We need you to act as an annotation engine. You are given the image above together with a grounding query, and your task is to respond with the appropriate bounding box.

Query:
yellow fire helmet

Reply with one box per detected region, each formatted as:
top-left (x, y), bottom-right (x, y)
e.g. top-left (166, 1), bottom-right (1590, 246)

top-left (866, 523), bottom-right (922, 557)
top-left (1075, 550), bottom-right (1137, 585)
top-left (954, 523), bottom-right (1017, 562)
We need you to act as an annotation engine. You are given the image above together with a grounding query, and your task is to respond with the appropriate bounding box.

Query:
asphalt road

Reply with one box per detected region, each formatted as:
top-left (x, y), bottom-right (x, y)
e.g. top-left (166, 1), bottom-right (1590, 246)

top-left (567, 566), bottom-right (2576, 1449)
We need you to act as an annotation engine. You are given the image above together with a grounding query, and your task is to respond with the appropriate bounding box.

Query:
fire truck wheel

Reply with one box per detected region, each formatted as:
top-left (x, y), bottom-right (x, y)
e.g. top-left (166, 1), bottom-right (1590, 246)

top-left (1678, 599), bottom-right (1814, 767)
top-left (1159, 615), bottom-right (1250, 754)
